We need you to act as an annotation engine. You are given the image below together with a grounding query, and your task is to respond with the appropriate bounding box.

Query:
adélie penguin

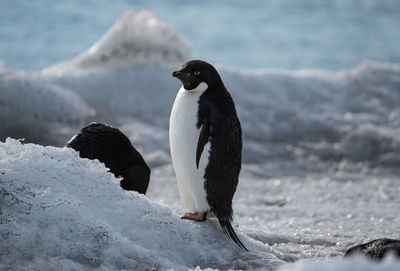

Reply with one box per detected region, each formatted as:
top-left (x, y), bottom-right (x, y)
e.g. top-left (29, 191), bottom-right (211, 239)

top-left (169, 60), bottom-right (247, 250)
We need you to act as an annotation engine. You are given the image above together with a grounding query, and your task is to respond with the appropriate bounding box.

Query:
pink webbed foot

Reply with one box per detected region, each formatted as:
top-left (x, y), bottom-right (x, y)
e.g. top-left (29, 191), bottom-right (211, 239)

top-left (181, 212), bottom-right (207, 222)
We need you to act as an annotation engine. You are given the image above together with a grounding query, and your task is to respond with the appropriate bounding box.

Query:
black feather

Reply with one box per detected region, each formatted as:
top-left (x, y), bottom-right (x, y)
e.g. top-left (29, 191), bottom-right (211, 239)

top-left (67, 123), bottom-right (150, 194)
top-left (218, 215), bottom-right (248, 251)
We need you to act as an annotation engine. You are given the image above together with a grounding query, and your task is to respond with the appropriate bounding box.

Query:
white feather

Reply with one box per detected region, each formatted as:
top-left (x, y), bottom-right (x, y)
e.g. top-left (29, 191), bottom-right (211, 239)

top-left (169, 82), bottom-right (210, 212)
top-left (66, 134), bottom-right (78, 145)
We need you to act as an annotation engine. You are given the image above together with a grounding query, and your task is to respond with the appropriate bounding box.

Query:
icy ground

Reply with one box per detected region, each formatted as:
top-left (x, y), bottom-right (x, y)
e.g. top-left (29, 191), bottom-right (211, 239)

top-left (0, 139), bottom-right (280, 270)
top-left (1, 10), bottom-right (400, 271)
top-left (1, 139), bottom-right (399, 271)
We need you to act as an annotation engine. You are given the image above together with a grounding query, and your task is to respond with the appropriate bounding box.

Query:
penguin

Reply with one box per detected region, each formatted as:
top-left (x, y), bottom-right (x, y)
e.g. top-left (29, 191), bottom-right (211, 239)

top-left (67, 123), bottom-right (150, 194)
top-left (169, 60), bottom-right (247, 250)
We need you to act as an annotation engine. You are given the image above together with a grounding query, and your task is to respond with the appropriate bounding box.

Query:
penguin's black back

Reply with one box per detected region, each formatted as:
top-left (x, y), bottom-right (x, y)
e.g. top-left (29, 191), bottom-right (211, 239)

top-left (198, 80), bottom-right (245, 250)
top-left (200, 86), bottom-right (242, 214)
top-left (67, 123), bottom-right (150, 194)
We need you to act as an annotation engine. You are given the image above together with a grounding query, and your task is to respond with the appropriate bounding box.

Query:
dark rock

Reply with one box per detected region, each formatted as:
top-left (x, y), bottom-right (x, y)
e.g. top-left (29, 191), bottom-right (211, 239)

top-left (344, 238), bottom-right (400, 261)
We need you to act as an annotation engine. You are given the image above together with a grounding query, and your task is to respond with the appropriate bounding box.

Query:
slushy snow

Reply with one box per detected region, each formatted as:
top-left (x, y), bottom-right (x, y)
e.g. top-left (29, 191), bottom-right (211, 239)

top-left (0, 138), bottom-right (281, 270)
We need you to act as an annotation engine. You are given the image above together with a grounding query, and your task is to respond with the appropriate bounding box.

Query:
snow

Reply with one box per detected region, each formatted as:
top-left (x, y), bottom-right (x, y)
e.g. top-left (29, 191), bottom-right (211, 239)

top-left (0, 68), bottom-right (95, 145)
top-left (0, 138), bottom-right (281, 271)
top-left (1, 138), bottom-right (399, 270)
top-left (0, 69), bottom-right (94, 124)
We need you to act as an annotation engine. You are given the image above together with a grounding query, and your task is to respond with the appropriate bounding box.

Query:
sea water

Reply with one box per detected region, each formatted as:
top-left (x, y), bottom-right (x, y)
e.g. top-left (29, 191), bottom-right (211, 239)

top-left (0, 0), bottom-right (399, 70)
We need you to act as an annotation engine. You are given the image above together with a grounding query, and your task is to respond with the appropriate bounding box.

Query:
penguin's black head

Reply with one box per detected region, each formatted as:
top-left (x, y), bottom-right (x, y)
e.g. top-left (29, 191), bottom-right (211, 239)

top-left (172, 60), bottom-right (222, 91)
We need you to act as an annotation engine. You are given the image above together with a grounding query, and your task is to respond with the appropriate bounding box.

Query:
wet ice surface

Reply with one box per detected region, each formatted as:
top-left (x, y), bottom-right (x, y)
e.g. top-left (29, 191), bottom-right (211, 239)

top-left (148, 162), bottom-right (400, 265)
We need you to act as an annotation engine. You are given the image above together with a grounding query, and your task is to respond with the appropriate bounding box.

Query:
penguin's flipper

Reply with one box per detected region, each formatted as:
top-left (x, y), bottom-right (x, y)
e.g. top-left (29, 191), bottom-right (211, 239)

top-left (196, 121), bottom-right (210, 168)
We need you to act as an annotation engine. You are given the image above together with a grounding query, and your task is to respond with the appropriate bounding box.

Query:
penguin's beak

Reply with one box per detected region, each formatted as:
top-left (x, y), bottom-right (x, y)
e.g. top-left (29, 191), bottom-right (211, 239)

top-left (172, 71), bottom-right (190, 78)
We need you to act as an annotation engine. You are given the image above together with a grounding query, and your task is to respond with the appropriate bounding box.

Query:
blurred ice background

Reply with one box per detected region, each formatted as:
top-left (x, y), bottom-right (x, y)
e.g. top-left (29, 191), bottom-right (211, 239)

top-left (0, 1), bottom-right (399, 270)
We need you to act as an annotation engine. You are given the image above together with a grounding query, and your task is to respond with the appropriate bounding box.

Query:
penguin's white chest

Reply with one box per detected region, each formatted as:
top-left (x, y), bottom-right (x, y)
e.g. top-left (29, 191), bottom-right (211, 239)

top-left (169, 84), bottom-right (210, 212)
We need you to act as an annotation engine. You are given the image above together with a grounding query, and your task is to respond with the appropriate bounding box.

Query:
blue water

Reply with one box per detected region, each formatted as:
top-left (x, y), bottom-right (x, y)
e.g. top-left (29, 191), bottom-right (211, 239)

top-left (1, 0), bottom-right (400, 70)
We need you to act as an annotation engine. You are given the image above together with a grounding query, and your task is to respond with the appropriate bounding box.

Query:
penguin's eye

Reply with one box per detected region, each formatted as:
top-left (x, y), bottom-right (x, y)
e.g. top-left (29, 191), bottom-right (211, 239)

top-left (193, 71), bottom-right (200, 76)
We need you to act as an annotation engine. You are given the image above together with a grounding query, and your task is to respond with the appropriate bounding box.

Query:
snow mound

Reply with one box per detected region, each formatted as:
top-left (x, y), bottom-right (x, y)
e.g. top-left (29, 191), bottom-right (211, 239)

top-left (0, 69), bottom-right (95, 145)
top-left (0, 69), bottom-right (95, 123)
top-left (0, 138), bottom-right (281, 270)
top-left (45, 10), bottom-right (190, 74)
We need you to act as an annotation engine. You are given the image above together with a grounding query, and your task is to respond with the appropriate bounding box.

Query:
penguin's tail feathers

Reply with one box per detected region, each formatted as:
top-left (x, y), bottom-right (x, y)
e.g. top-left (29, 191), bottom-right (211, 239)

top-left (218, 216), bottom-right (249, 251)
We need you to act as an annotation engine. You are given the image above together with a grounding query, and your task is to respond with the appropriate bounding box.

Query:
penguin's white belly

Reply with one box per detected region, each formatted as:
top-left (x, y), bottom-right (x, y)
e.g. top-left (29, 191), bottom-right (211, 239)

top-left (169, 86), bottom-right (210, 213)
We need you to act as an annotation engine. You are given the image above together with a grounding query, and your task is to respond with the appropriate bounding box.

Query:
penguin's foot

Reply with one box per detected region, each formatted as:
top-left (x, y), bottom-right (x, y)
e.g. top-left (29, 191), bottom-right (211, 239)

top-left (181, 212), bottom-right (207, 222)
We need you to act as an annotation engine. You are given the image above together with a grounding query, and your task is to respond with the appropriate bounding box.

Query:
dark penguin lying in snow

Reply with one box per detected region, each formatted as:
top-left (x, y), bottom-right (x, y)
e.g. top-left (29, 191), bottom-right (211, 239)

top-left (344, 238), bottom-right (400, 261)
top-left (67, 123), bottom-right (150, 194)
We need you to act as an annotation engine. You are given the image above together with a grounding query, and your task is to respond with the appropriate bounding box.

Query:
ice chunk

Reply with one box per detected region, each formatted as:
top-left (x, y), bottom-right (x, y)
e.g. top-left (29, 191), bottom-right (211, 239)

top-left (45, 10), bottom-right (190, 74)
